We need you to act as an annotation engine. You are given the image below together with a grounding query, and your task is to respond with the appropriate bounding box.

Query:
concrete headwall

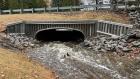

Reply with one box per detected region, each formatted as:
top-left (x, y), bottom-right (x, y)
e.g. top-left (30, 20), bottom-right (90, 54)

top-left (6, 20), bottom-right (133, 39)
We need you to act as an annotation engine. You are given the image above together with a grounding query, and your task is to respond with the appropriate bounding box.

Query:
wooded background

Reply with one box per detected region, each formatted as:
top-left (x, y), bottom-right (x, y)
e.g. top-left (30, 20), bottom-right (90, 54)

top-left (0, 0), bottom-right (139, 10)
top-left (0, 0), bottom-right (80, 9)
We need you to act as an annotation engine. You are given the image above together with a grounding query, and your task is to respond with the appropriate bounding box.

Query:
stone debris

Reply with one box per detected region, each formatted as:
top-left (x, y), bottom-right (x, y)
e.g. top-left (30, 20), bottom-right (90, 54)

top-left (82, 30), bottom-right (140, 55)
top-left (129, 11), bottom-right (140, 29)
top-left (0, 33), bottom-right (37, 51)
top-left (122, 47), bottom-right (132, 52)
top-left (1, 24), bottom-right (140, 58)
top-left (132, 41), bottom-right (140, 47)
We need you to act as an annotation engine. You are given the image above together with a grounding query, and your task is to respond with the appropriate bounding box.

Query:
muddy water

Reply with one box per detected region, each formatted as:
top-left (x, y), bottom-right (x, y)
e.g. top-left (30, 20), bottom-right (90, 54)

top-left (27, 42), bottom-right (140, 79)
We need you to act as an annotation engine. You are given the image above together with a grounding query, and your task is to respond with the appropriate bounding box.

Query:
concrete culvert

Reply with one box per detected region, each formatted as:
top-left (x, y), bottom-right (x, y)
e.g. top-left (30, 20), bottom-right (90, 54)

top-left (35, 28), bottom-right (85, 42)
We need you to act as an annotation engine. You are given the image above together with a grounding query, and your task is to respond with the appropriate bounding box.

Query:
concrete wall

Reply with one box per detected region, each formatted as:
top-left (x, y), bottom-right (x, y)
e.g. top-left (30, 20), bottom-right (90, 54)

top-left (6, 20), bottom-right (133, 38)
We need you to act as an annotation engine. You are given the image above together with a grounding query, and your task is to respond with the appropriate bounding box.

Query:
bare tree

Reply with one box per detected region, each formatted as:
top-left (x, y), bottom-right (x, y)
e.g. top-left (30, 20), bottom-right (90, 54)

top-left (44, 0), bottom-right (52, 8)
top-left (110, 0), bottom-right (118, 11)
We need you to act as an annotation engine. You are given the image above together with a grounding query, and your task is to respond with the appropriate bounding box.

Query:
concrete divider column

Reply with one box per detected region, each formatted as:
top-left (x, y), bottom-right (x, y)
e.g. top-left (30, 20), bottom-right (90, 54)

top-left (116, 25), bottom-right (120, 36)
top-left (101, 23), bottom-right (104, 31)
top-left (89, 24), bottom-right (92, 36)
top-left (105, 23), bottom-right (108, 33)
top-left (120, 26), bottom-right (122, 36)
top-left (102, 23), bottom-right (104, 31)
top-left (122, 26), bottom-right (125, 35)
top-left (114, 25), bottom-right (117, 34)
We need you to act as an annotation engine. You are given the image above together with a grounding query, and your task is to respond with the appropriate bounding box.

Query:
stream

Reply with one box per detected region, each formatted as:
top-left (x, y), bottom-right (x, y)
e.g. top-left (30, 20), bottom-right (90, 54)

top-left (27, 42), bottom-right (140, 79)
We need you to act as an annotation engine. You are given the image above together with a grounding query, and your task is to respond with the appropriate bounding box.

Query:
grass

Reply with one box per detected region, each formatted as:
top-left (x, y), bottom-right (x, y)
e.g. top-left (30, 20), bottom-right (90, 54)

top-left (0, 48), bottom-right (56, 79)
top-left (0, 11), bottom-right (130, 31)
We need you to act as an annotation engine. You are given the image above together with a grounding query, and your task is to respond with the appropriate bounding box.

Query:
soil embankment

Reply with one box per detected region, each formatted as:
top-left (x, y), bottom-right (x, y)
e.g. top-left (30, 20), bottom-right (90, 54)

top-left (0, 47), bottom-right (56, 79)
top-left (0, 11), bottom-right (130, 32)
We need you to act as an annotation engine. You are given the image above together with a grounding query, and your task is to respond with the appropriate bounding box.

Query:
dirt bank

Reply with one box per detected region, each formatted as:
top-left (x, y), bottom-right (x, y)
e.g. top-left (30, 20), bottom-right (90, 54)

top-left (0, 11), bottom-right (130, 31)
top-left (0, 47), bottom-right (56, 79)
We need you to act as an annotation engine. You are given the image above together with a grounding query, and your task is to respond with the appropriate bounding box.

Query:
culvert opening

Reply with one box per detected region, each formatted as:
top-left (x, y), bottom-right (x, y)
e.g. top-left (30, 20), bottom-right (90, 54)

top-left (35, 28), bottom-right (85, 42)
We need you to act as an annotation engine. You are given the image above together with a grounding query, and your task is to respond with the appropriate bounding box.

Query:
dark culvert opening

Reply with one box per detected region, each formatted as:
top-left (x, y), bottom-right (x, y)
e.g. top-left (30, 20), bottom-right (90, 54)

top-left (35, 28), bottom-right (85, 42)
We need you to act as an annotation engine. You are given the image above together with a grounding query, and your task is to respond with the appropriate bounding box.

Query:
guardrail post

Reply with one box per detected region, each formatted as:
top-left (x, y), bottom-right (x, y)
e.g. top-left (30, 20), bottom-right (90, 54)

top-left (44, 7), bottom-right (46, 13)
top-left (9, 9), bottom-right (12, 14)
top-left (110, 4), bottom-right (113, 10)
top-left (57, 7), bottom-right (59, 12)
top-left (20, 8), bottom-right (23, 14)
top-left (0, 9), bottom-right (2, 15)
top-left (48, 8), bottom-right (51, 12)
top-left (95, 4), bottom-right (98, 10)
top-left (32, 8), bottom-right (34, 13)
top-left (70, 6), bottom-right (73, 12)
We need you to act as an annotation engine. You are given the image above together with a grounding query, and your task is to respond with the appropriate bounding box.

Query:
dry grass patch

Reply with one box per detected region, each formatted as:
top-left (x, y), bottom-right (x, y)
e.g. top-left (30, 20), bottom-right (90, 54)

top-left (0, 11), bottom-right (130, 31)
top-left (0, 48), bottom-right (56, 79)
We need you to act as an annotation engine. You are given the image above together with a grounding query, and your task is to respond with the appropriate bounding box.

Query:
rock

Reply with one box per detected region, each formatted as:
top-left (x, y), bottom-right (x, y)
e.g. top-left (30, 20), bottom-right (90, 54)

top-left (83, 40), bottom-right (93, 47)
top-left (66, 53), bottom-right (70, 57)
top-left (100, 37), bottom-right (106, 44)
top-left (111, 35), bottom-right (119, 40)
top-left (127, 39), bottom-right (135, 43)
top-left (121, 39), bottom-right (127, 43)
top-left (127, 30), bottom-right (140, 39)
top-left (96, 46), bottom-right (102, 50)
top-left (104, 44), bottom-right (112, 51)
top-left (116, 48), bottom-right (122, 53)
top-left (99, 49), bottom-right (107, 53)
top-left (121, 43), bottom-right (128, 47)
top-left (29, 43), bottom-right (35, 47)
top-left (117, 45), bottom-right (123, 49)
top-left (136, 33), bottom-right (140, 38)
top-left (132, 41), bottom-right (140, 47)
top-left (104, 47), bottom-right (111, 51)
top-left (23, 43), bottom-right (29, 47)
top-left (126, 33), bottom-right (136, 40)
top-left (122, 47), bottom-right (132, 52)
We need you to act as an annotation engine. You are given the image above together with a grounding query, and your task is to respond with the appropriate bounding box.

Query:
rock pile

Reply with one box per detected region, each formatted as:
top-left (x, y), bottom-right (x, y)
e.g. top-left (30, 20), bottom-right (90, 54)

top-left (82, 30), bottom-right (140, 56)
top-left (4, 30), bottom-right (140, 56)
top-left (129, 11), bottom-right (140, 29)
top-left (3, 33), bottom-right (37, 50)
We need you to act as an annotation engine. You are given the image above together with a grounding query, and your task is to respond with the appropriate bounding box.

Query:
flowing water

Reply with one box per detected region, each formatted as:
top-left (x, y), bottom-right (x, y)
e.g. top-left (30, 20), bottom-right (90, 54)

top-left (27, 42), bottom-right (140, 79)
